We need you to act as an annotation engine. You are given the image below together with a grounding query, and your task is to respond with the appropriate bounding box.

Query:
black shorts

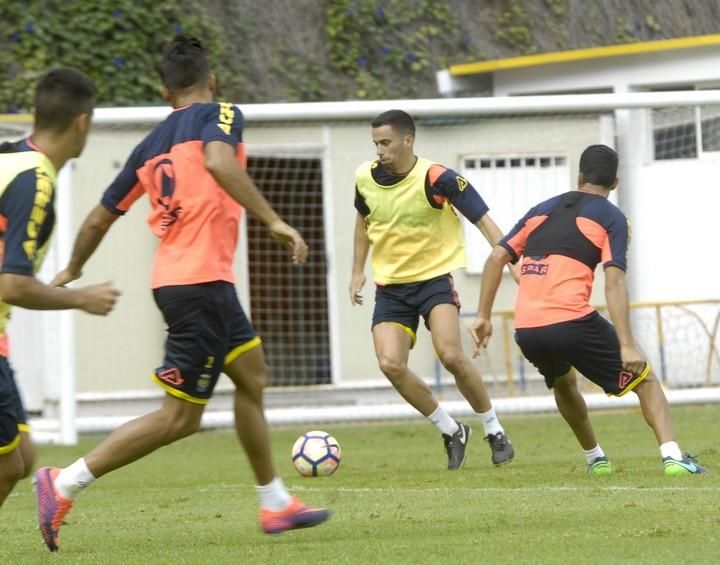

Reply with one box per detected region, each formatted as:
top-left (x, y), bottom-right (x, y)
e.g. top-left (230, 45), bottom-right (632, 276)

top-left (515, 311), bottom-right (649, 397)
top-left (0, 356), bottom-right (28, 455)
top-left (152, 281), bottom-right (261, 404)
top-left (372, 274), bottom-right (460, 345)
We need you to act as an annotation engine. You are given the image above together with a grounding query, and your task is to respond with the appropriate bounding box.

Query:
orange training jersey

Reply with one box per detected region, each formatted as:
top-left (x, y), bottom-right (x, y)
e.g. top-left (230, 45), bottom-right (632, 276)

top-left (500, 190), bottom-right (629, 329)
top-left (101, 102), bottom-right (245, 289)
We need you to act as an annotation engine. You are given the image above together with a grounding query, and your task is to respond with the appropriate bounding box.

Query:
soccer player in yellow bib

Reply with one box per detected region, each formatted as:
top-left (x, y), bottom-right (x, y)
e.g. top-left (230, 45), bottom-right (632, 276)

top-left (0, 69), bottom-right (119, 509)
top-left (350, 109), bottom-right (515, 470)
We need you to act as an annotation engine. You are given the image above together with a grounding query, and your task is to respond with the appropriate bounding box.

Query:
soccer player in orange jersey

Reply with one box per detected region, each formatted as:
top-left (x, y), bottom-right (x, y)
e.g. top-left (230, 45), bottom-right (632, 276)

top-left (34, 36), bottom-right (329, 552)
top-left (0, 69), bottom-right (119, 509)
top-left (350, 110), bottom-right (515, 470)
top-left (471, 144), bottom-right (704, 476)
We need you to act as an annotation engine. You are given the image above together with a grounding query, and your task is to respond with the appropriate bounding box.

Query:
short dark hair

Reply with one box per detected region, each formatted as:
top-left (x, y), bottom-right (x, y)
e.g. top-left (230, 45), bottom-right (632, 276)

top-left (158, 35), bottom-right (210, 92)
top-left (579, 144), bottom-right (618, 188)
top-left (371, 109), bottom-right (416, 136)
top-left (34, 68), bottom-right (96, 133)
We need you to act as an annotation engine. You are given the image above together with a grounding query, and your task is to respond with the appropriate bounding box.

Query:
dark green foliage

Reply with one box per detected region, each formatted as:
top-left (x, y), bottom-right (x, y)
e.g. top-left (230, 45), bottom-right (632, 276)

top-left (0, 1), bottom-right (718, 109)
top-left (0, 0), bottom-right (225, 111)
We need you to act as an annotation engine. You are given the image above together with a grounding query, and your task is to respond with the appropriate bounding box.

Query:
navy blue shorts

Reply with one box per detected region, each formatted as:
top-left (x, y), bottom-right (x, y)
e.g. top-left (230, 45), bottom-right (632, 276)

top-left (372, 274), bottom-right (460, 343)
top-left (0, 356), bottom-right (28, 455)
top-left (515, 311), bottom-right (649, 396)
top-left (152, 281), bottom-right (260, 404)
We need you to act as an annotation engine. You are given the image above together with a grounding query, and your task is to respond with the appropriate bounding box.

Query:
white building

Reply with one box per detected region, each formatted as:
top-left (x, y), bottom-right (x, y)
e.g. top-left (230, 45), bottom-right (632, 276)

top-left (437, 33), bottom-right (720, 303)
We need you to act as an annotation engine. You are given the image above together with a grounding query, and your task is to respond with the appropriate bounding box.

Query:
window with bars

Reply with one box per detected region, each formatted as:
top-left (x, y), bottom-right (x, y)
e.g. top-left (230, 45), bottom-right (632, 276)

top-left (461, 154), bottom-right (570, 273)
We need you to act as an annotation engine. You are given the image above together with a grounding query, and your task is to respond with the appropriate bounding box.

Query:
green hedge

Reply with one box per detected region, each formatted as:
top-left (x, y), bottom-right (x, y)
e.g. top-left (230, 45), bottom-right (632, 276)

top-left (0, 0), bottom-right (225, 111)
top-left (0, 0), bottom-right (479, 110)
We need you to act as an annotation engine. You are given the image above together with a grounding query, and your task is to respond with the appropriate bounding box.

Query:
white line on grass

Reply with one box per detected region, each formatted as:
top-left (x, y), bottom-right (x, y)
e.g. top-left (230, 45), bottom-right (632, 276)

top-left (290, 485), bottom-right (720, 493)
top-left (188, 484), bottom-right (720, 494)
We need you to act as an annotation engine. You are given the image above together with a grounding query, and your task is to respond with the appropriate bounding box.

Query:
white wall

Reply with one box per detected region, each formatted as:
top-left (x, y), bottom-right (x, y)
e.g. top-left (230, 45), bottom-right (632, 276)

top-left (485, 49), bottom-right (720, 304)
top-left (491, 46), bottom-right (720, 96)
top-left (627, 157), bottom-right (720, 302)
top-left (33, 113), bottom-right (609, 395)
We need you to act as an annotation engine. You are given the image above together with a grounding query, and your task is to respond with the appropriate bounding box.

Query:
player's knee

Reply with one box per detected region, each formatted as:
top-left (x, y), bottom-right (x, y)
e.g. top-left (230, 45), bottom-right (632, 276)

top-left (158, 408), bottom-right (202, 442)
top-left (166, 419), bottom-right (200, 442)
top-left (437, 348), bottom-right (466, 374)
top-left (377, 355), bottom-right (407, 380)
top-left (245, 369), bottom-right (268, 398)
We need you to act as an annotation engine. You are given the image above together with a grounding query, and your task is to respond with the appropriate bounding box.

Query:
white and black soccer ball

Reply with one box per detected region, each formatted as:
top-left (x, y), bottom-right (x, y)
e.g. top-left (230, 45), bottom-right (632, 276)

top-left (291, 430), bottom-right (341, 477)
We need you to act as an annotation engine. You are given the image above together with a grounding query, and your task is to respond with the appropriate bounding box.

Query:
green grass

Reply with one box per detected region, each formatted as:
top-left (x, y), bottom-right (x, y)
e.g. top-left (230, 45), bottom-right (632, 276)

top-left (2, 405), bottom-right (719, 564)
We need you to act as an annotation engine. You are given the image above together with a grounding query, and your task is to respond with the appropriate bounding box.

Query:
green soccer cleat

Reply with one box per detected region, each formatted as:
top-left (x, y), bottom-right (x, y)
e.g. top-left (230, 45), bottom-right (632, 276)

top-left (587, 456), bottom-right (613, 476)
top-left (663, 454), bottom-right (706, 476)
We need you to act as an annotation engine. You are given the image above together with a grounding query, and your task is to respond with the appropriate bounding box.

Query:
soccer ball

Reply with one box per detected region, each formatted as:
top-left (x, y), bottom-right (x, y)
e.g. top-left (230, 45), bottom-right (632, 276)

top-left (291, 430), bottom-right (341, 477)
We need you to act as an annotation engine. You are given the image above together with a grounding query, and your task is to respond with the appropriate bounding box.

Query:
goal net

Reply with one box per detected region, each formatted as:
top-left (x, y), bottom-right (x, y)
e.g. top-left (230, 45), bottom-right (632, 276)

top-left (2, 90), bottom-right (720, 444)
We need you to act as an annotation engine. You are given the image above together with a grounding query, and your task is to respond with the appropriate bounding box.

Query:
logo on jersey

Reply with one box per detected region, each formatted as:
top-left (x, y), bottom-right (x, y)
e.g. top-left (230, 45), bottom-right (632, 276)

top-left (217, 102), bottom-right (235, 135)
top-left (157, 367), bottom-right (184, 386)
top-left (618, 370), bottom-right (634, 389)
top-left (196, 373), bottom-right (212, 393)
top-left (153, 159), bottom-right (183, 230)
top-left (521, 262), bottom-right (548, 276)
top-left (456, 175), bottom-right (468, 192)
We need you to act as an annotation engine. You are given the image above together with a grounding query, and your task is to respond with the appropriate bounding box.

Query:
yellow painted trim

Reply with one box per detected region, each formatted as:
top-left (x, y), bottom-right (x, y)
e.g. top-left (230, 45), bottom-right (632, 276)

top-left (151, 373), bottom-right (208, 405)
top-left (224, 336), bottom-right (262, 366)
top-left (611, 362), bottom-right (651, 398)
top-left (17, 423), bottom-right (30, 433)
top-left (0, 433), bottom-right (20, 455)
top-left (0, 113), bottom-right (32, 124)
top-left (450, 34), bottom-right (720, 76)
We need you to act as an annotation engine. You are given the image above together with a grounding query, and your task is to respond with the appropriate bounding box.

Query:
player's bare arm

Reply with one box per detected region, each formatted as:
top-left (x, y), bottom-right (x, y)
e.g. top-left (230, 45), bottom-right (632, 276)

top-left (470, 245), bottom-right (512, 356)
top-left (204, 140), bottom-right (308, 264)
top-left (474, 214), bottom-right (519, 283)
top-left (0, 273), bottom-right (119, 315)
top-left (349, 212), bottom-right (369, 305)
top-left (604, 265), bottom-right (645, 374)
top-left (52, 204), bottom-right (119, 287)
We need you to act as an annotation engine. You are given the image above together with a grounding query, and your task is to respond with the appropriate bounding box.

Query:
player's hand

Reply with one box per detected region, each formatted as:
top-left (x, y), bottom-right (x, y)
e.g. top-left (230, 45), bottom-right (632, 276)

top-left (78, 281), bottom-right (120, 315)
top-left (268, 220), bottom-right (309, 265)
top-left (620, 344), bottom-right (646, 375)
top-left (469, 316), bottom-right (492, 357)
top-left (349, 272), bottom-right (366, 305)
top-left (51, 268), bottom-right (82, 287)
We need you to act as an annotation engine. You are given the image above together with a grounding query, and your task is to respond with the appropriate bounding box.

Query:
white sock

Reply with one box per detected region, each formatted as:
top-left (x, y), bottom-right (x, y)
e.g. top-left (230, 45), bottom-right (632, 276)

top-left (427, 406), bottom-right (459, 436)
top-left (55, 457), bottom-right (96, 500)
top-left (256, 477), bottom-right (292, 511)
top-left (582, 445), bottom-right (605, 465)
top-left (478, 408), bottom-right (503, 436)
top-left (660, 441), bottom-right (682, 460)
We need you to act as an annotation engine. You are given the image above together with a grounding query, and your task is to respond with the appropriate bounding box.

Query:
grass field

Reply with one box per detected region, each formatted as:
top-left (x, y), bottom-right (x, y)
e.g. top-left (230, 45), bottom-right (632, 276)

top-left (1, 404), bottom-right (718, 564)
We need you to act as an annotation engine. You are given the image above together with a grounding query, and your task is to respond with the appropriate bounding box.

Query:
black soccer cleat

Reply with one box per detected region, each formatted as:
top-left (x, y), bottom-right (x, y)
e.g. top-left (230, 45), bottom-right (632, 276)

top-left (485, 431), bottom-right (515, 466)
top-left (443, 421), bottom-right (471, 470)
